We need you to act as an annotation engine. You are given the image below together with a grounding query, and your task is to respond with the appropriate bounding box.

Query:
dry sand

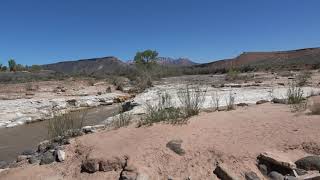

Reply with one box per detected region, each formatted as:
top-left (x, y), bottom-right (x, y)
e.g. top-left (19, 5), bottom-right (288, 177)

top-left (1, 103), bottom-right (320, 180)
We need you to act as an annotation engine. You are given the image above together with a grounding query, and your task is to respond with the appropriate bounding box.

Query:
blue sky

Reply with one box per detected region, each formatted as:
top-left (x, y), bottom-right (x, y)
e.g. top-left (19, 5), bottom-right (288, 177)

top-left (0, 0), bottom-right (319, 65)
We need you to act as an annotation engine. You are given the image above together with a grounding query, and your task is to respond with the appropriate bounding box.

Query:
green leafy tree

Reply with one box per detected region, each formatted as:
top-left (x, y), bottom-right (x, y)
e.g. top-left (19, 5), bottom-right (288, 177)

top-left (8, 59), bottom-right (16, 72)
top-left (134, 50), bottom-right (158, 65)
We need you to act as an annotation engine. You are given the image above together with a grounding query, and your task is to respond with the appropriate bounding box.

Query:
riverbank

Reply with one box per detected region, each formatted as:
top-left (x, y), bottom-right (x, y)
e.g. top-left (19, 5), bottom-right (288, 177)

top-left (1, 102), bottom-right (320, 179)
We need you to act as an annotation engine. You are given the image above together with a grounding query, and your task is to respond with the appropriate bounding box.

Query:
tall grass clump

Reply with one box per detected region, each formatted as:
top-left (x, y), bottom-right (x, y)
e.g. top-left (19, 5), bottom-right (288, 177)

top-left (287, 82), bottom-right (304, 104)
top-left (141, 92), bottom-right (182, 126)
top-left (111, 104), bottom-right (132, 129)
top-left (225, 91), bottom-right (235, 110)
top-left (177, 85), bottom-right (206, 118)
top-left (47, 109), bottom-right (88, 138)
top-left (211, 90), bottom-right (220, 111)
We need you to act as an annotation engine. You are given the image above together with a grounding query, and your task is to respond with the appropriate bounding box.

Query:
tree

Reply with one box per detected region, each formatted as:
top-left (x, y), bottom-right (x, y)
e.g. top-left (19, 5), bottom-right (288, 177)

top-left (134, 50), bottom-right (158, 65)
top-left (2, 66), bottom-right (7, 71)
top-left (8, 59), bottom-right (16, 72)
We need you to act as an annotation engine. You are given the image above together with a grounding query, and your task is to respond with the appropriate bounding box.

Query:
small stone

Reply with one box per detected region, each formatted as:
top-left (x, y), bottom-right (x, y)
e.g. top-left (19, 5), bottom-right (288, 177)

top-left (272, 98), bottom-right (287, 104)
top-left (40, 151), bottom-right (55, 165)
top-left (120, 170), bottom-right (138, 180)
top-left (38, 140), bottom-right (51, 153)
top-left (245, 171), bottom-right (260, 180)
top-left (258, 164), bottom-right (268, 175)
top-left (81, 159), bottom-right (99, 173)
top-left (16, 155), bottom-right (28, 162)
top-left (166, 139), bottom-right (185, 155)
top-left (256, 100), bottom-right (269, 105)
top-left (237, 103), bottom-right (249, 107)
top-left (29, 156), bottom-right (40, 164)
top-left (268, 171), bottom-right (284, 180)
top-left (295, 156), bottom-right (320, 171)
top-left (56, 150), bottom-right (65, 162)
top-left (22, 149), bottom-right (36, 156)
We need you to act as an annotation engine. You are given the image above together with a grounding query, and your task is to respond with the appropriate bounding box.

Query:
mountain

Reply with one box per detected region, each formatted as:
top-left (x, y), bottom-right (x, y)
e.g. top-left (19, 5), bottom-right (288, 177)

top-left (156, 57), bottom-right (197, 67)
top-left (42, 56), bottom-right (133, 77)
top-left (197, 47), bottom-right (320, 71)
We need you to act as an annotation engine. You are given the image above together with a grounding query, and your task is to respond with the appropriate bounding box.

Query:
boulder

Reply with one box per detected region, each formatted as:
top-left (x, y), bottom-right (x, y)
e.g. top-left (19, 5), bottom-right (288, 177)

top-left (245, 171), bottom-right (260, 180)
top-left (213, 163), bottom-right (239, 180)
top-left (99, 157), bottom-right (126, 172)
top-left (268, 171), bottom-right (284, 180)
top-left (258, 152), bottom-right (296, 169)
top-left (40, 151), bottom-right (55, 165)
top-left (295, 156), bottom-right (320, 171)
top-left (166, 139), bottom-right (185, 156)
top-left (81, 159), bottom-right (99, 173)
top-left (56, 150), bottom-right (65, 162)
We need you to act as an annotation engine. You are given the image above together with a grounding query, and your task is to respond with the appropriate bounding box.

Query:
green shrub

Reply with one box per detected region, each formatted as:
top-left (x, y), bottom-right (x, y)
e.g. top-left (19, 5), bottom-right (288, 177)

top-left (177, 85), bottom-right (206, 117)
top-left (226, 91), bottom-right (235, 110)
top-left (287, 82), bottom-right (304, 104)
top-left (47, 109), bottom-right (88, 138)
top-left (111, 104), bottom-right (132, 128)
top-left (140, 92), bottom-right (183, 126)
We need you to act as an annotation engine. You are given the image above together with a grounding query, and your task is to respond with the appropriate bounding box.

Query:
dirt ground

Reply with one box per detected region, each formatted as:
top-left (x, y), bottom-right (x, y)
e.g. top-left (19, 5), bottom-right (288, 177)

top-left (1, 102), bottom-right (320, 180)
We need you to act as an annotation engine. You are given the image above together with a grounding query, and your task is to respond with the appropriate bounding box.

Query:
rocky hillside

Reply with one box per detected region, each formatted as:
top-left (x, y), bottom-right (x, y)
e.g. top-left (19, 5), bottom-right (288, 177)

top-left (42, 56), bottom-right (132, 77)
top-left (197, 47), bottom-right (320, 71)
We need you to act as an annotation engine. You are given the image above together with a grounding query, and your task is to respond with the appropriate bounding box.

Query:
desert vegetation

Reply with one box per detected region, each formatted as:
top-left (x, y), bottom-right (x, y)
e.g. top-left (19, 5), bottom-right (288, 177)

top-left (47, 109), bottom-right (88, 138)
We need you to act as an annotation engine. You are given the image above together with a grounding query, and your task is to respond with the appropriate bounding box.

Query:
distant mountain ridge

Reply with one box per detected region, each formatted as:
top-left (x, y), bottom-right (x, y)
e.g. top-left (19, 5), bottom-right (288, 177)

top-left (155, 57), bottom-right (197, 66)
top-left (197, 47), bottom-right (320, 71)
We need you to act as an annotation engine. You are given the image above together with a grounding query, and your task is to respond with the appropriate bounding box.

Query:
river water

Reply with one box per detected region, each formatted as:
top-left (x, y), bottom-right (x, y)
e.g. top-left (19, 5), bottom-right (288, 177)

top-left (0, 105), bottom-right (118, 162)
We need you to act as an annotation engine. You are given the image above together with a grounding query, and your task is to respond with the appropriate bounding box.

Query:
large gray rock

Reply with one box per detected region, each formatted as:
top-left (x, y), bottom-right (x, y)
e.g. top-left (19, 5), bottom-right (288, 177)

top-left (213, 163), bottom-right (239, 180)
top-left (166, 139), bottom-right (185, 155)
top-left (56, 150), bottom-right (65, 162)
top-left (268, 171), bottom-right (284, 180)
top-left (40, 151), bottom-right (55, 165)
top-left (81, 159), bottom-right (99, 173)
top-left (295, 156), bottom-right (320, 171)
top-left (28, 155), bottom-right (40, 164)
top-left (257, 152), bottom-right (296, 170)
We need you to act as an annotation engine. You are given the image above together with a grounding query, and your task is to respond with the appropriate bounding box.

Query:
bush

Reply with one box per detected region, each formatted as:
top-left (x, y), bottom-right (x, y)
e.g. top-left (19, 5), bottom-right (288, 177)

top-left (111, 104), bottom-right (132, 128)
top-left (287, 82), bottom-right (304, 105)
top-left (47, 109), bottom-right (88, 138)
top-left (140, 92), bottom-right (183, 126)
top-left (177, 85), bottom-right (206, 117)
top-left (211, 90), bottom-right (220, 111)
top-left (225, 91), bottom-right (235, 110)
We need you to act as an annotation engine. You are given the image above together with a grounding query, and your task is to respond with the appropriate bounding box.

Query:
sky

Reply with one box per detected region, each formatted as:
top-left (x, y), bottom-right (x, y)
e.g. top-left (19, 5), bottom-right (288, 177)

top-left (0, 0), bottom-right (320, 65)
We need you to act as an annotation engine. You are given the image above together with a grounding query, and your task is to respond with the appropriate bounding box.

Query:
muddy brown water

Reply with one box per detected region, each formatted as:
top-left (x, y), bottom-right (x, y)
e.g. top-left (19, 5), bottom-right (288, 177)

top-left (0, 105), bottom-right (119, 162)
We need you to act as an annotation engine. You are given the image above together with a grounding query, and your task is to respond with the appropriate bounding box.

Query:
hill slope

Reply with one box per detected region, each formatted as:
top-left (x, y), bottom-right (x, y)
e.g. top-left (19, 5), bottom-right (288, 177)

top-left (42, 56), bottom-right (132, 76)
top-left (198, 47), bottom-right (320, 71)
